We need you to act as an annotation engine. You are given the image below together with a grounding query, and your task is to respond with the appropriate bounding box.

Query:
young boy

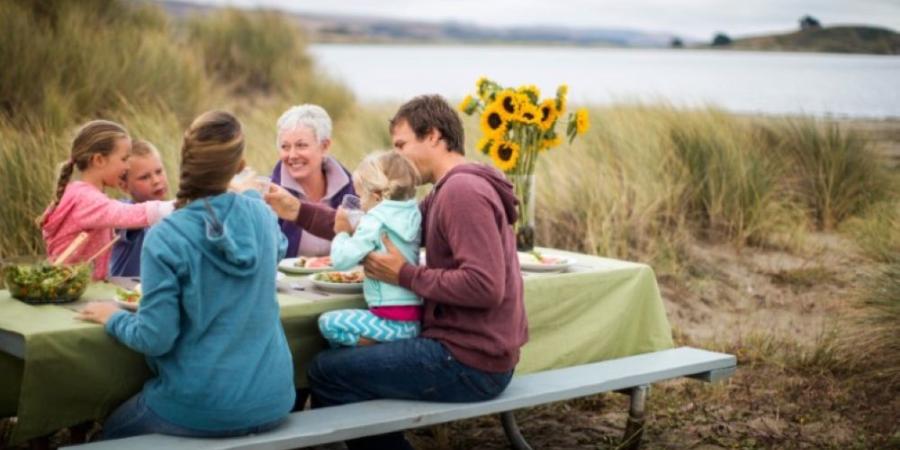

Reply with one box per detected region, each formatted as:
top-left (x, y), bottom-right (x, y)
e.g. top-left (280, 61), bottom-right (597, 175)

top-left (109, 139), bottom-right (170, 277)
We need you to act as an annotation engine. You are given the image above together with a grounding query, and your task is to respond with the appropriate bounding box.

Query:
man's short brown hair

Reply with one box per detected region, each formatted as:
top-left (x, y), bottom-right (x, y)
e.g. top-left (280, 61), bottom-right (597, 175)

top-left (390, 95), bottom-right (465, 155)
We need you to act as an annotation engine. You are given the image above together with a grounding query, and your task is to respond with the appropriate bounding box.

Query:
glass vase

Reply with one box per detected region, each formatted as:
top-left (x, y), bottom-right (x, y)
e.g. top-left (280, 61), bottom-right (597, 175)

top-left (509, 173), bottom-right (536, 252)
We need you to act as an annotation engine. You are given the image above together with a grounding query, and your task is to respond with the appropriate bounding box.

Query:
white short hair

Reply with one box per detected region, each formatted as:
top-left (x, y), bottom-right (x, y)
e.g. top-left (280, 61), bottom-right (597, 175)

top-left (276, 104), bottom-right (332, 147)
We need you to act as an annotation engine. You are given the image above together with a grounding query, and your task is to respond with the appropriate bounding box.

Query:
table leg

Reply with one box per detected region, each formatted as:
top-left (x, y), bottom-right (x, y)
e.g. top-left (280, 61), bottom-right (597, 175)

top-left (500, 411), bottom-right (532, 450)
top-left (621, 385), bottom-right (649, 450)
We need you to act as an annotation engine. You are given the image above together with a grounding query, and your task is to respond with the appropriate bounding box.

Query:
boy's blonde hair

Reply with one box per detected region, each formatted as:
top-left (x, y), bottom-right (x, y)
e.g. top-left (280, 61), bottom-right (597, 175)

top-left (354, 152), bottom-right (420, 201)
top-left (130, 139), bottom-right (160, 159)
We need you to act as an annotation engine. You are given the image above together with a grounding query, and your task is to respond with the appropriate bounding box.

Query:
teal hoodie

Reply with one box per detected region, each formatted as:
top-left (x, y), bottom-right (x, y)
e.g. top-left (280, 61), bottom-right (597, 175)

top-left (331, 199), bottom-right (422, 307)
top-left (105, 191), bottom-right (294, 431)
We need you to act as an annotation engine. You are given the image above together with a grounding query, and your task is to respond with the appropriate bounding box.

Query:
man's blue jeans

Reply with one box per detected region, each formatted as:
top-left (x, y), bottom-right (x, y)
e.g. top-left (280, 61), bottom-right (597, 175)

top-left (102, 393), bottom-right (285, 440)
top-left (308, 337), bottom-right (514, 450)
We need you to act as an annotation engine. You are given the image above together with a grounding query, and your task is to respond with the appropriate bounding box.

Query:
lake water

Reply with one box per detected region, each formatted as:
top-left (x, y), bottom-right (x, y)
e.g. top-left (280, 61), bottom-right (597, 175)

top-left (310, 44), bottom-right (900, 118)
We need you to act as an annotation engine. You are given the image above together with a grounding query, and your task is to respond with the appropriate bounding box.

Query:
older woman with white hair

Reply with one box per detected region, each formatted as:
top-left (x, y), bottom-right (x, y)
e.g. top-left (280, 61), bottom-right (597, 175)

top-left (270, 104), bottom-right (356, 257)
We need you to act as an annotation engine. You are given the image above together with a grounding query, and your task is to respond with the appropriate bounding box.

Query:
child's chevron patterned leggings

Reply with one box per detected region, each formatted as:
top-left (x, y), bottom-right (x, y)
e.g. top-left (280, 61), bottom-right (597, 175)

top-left (318, 309), bottom-right (420, 347)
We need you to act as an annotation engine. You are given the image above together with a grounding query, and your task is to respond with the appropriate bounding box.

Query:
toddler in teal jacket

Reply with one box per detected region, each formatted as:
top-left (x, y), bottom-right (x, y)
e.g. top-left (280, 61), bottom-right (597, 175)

top-left (321, 151), bottom-right (423, 346)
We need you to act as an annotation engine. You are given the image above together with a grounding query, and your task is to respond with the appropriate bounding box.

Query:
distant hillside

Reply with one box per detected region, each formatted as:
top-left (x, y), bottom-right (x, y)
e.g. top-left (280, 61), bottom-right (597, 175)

top-left (722, 26), bottom-right (900, 55)
top-left (158, 0), bottom-right (676, 47)
top-left (299, 17), bottom-right (676, 47)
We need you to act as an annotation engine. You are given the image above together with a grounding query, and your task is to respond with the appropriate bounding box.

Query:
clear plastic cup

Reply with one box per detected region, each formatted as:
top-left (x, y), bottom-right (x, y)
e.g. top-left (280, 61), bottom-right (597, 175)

top-left (252, 176), bottom-right (271, 195)
top-left (341, 194), bottom-right (364, 227)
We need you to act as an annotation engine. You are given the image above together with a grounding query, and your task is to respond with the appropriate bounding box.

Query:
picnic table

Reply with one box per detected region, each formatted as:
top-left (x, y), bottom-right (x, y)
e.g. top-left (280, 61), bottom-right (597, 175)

top-left (0, 248), bottom-right (673, 445)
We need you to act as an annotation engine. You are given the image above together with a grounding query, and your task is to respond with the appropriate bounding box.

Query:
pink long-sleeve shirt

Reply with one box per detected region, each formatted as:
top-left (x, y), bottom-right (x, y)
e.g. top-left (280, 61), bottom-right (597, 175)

top-left (41, 181), bottom-right (168, 280)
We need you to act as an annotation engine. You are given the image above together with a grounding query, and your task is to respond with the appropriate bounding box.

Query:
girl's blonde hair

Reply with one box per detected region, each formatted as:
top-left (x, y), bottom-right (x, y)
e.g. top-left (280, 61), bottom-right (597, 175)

top-left (175, 111), bottom-right (244, 209)
top-left (130, 139), bottom-right (160, 159)
top-left (354, 151), bottom-right (421, 201)
top-left (39, 120), bottom-right (129, 225)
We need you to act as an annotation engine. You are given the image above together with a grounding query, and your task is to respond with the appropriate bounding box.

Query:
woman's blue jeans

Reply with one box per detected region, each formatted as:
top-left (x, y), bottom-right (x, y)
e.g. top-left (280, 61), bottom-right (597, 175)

top-left (308, 337), bottom-right (514, 450)
top-left (102, 392), bottom-right (285, 440)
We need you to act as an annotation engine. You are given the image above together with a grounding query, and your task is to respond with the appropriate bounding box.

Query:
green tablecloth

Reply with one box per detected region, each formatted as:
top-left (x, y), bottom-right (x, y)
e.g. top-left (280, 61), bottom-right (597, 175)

top-left (0, 249), bottom-right (672, 443)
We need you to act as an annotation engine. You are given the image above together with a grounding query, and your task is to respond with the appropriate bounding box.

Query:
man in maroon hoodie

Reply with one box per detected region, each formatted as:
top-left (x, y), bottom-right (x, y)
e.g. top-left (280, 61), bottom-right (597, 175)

top-left (265, 95), bottom-right (528, 450)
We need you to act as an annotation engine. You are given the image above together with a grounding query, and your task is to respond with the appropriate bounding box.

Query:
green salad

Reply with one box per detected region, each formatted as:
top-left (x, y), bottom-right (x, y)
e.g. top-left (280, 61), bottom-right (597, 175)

top-left (4, 263), bottom-right (90, 303)
top-left (116, 287), bottom-right (141, 303)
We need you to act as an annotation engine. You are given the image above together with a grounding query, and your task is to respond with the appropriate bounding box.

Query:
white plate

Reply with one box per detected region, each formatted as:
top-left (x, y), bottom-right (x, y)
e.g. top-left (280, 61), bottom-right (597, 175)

top-left (278, 257), bottom-right (333, 275)
top-left (309, 273), bottom-right (364, 294)
top-left (276, 272), bottom-right (286, 281)
top-left (518, 252), bottom-right (575, 273)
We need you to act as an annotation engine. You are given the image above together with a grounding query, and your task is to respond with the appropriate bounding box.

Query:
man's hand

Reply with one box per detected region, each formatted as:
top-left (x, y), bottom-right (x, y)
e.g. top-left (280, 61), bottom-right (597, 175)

top-left (263, 184), bottom-right (301, 221)
top-left (334, 208), bottom-right (353, 235)
top-left (76, 302), bottom-right (121, 325)
top-left (363, 235), bottom-right (405, 285)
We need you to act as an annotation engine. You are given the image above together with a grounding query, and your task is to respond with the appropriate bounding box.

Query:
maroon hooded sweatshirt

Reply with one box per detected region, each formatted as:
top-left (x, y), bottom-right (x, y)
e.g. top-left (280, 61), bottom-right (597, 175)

top-left (296, 163), bottom-right (528, 373)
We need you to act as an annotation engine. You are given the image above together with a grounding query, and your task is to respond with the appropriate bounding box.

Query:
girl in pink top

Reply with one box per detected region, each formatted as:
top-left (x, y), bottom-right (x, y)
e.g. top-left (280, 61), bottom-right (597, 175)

top-left (39, 120), bottom-right (172, 280)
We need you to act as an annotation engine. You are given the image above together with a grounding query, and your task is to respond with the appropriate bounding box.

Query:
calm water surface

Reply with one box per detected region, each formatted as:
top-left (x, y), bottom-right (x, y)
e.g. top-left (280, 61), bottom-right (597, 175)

top-left (310, 44), bottom-right (900, 118)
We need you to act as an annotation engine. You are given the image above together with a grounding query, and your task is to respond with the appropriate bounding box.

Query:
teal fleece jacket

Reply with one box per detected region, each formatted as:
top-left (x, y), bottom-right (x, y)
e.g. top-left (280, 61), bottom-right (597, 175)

top-left (330, 199), bottom-right (422, 307)
top-left (105, 191), bottom-right (295, 431)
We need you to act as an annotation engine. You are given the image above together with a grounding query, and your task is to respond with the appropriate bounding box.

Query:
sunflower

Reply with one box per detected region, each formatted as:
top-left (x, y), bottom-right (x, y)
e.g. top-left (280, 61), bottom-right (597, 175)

top-left (477, 76), bottom-right (498, 101)
top-left (556, 84), bottom-right (569, 113)
top-left (476, 135), bottom-right (493, 155)
top-left (538, 99), bottom-right (559, 131)
top-left (539, 134), bottom-right (562, 152)
top-left (575, 107), bottom-right (590, 135)
top-left (489, 140), bottom-right (520, 172)
top-left (517, 85), bottom-right (541, 103)
top-left (495, 90), bottom-right (520, 118)
top-left (516, 102), bottom-right (541, 126)
top-left (480, 102), bottom-right (508, 137)
top-left (458, 95), bottom-right (479, 115)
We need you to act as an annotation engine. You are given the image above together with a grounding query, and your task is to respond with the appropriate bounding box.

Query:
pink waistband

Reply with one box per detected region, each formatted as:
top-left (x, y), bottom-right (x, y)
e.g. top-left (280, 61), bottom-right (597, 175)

top-left (370, 305), bottom-right (422, 322)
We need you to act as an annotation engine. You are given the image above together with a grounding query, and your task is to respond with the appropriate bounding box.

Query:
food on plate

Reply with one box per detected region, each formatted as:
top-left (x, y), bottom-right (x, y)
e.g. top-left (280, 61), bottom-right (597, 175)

top-left (520, 250), bottom-right (564, 265)
top-left (294, 256), bottom-right (332, 268)
top-left (116, 283), bottom-right (142, 304)
top-left (314, 271), bottom-right (364, 284)
top-left (4, 262), bottom-right (90, 303)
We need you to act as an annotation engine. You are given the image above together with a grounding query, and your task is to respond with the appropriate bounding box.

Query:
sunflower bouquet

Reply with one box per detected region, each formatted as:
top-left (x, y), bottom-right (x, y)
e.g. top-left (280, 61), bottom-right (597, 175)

top-left (459, 77), bottom-right (589, 250)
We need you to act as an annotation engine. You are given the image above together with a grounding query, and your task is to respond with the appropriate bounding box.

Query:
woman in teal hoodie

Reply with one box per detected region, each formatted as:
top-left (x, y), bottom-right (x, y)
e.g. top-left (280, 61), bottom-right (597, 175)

top-left (78, 111), bottom-right (295, 439)
top-left (319, 151), bottom-right (423, 347)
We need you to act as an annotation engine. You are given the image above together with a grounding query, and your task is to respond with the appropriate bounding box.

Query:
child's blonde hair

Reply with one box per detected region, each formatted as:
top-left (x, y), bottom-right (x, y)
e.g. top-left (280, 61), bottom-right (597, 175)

top-left (353, 152), bottom-right (420, 201)
top-left (39, 120), bottom-right (130, 225)
top-left (129, 139), bottom-right (160, 159)
top-left (175, 111), bottom-right (244, 209)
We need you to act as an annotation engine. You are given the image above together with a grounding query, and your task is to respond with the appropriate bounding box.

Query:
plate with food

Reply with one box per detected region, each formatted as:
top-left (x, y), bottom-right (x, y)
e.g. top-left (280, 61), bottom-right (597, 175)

top-left (115, 284), bottom-right (142, 311)
top-left (309, 270), bottom-right (364, 293)
top-left (278, 256), bottom-right (333, 275)
top-left (518, 250), bottom-right (575, 273)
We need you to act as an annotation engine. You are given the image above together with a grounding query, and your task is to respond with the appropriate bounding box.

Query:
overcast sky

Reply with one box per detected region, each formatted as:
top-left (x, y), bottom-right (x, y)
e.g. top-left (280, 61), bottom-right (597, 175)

top-left (176, 0), bottom-right (900, 40)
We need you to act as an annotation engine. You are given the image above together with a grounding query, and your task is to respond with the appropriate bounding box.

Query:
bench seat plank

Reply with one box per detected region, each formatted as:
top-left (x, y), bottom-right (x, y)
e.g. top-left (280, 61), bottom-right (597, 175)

top-left (65, 347), bottom-right (736, 450)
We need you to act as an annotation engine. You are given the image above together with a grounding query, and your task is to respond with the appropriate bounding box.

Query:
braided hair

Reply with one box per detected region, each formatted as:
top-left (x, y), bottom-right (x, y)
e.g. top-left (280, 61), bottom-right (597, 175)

top-left (174, 111), bottom-right (244, 209)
